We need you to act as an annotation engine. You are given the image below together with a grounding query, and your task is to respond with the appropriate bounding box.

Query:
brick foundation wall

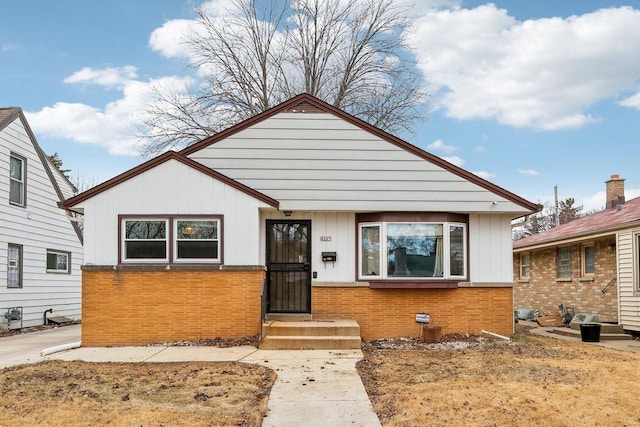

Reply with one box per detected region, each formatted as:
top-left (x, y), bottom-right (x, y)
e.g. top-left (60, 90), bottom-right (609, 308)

top-left (312, 286), bottom-right (514, 339)
top-left (81, 268), bottom-right (265, 346)
top-left (514, 237), bottom-right (618, 321)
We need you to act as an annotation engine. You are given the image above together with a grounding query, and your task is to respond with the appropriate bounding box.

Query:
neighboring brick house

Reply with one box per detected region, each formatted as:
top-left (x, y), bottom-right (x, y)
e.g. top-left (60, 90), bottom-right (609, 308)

top-left (514, 175), bottom-right (640, 331)
top-left (62, 93), bottom-right (537, 346)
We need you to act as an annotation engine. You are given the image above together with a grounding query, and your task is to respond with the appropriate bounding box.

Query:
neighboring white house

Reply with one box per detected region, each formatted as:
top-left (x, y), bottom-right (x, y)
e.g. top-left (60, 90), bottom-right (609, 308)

top-left (0, 107), bottom-right (83, 329)
top-left (62, 94), bottom-right (538, 346)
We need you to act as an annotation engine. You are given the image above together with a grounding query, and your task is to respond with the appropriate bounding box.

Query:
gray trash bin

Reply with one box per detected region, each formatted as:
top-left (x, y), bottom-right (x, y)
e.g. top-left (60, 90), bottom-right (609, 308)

top-left (580, 323), bottom-right (601, 342)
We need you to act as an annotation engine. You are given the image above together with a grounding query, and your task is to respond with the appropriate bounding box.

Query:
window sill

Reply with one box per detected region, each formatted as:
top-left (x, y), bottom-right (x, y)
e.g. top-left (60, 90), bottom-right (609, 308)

top-left (579, 276), bottom-right (595, 282)
top-left (555, 278), bottom-right (573, 283)
top-left (517, 279), bottom-right (530, 283)
top-left (368, 280), bottom-right (459, 289)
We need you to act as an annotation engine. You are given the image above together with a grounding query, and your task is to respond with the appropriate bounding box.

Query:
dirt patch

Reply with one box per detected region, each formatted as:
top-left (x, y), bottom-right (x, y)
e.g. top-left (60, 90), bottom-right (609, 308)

top-left (357, 326), bottom-right (640, 426)
top-left (0, 360), bottom-right (275, 426)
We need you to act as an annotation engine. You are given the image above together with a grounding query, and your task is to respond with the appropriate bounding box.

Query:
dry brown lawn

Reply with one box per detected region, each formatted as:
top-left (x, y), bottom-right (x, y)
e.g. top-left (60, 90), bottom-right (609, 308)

top-left (0, 360), bottom-right (275, 427)
top-left (358, 326), bottom-right (640, 426)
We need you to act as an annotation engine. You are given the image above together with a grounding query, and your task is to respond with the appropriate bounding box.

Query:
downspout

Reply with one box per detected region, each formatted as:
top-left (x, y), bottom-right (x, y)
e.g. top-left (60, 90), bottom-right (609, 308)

top-left (43, 308), bottom-right (52, 325)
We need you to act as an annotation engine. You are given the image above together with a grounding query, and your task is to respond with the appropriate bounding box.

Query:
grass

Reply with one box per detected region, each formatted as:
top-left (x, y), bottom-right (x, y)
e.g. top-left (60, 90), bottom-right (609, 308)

top-left (357, 326), bottom-right (640, 426)
top-left (0, 360), bottom-right (275, 427)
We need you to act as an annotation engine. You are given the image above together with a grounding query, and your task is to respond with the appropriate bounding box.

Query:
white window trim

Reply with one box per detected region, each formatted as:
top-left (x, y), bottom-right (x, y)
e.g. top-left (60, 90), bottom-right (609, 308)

top-left (173, 218), bottom-right (221, 263)
top-left (520, 253), bottom-right (531, 278)
top-left (581, 243), bottom-right (595, 276)
top-left (121, 218), bottom-right (169, 263)
top-left (9, 153), bottom-right (25, 207)
top-left (358, 221), bottom-right (467, 281)
top-left (46, 249), bottom-right (71, 274)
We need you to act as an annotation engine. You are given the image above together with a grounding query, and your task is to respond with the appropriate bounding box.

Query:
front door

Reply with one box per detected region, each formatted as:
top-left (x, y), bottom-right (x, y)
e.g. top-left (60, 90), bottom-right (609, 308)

top-left (266, 220), bottom-right (311, 313)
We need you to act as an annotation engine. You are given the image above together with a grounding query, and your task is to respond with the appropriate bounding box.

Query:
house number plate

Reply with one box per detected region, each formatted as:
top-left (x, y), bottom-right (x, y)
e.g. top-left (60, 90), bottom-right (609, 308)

top-left (320, 236), bottom-right (332, 242)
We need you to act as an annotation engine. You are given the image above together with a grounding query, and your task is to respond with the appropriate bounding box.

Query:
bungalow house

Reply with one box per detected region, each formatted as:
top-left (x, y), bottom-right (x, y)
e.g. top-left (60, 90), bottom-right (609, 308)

top-left (513, 175), bottom-right (640, 332)
top-left (0, 107), bottom-right (83, 329)
top-left (62, 94), bottom-right (537, 347)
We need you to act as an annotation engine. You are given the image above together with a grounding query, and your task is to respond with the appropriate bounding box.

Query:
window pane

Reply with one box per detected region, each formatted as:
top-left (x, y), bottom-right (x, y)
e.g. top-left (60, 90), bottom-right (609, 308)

top-left (361, 225), bottom-right (380, 276)
top-left (584, 246), bottom-right (595, 274)
top-left (125, 241), bottom-right (167, 259)
top-left (47, 252), bottom-right (68, 271)
top-left (10, 156), bottom-right (22, 180)
top-left (387, 223), bottom-right (443, 278)
top-left (521, 254), bottom-right (530, 277)
top-left (47, 252), bottom-right (58, 270)
top-left (557, 247), bottom-right (571, 278)
top-left (125, 221), bottom-right (166, 239)
top-left (177, 221), bottom-right (217, 239)
top-left (8, 245), bottom-right (20, 287)
top-left (449, 225), bottom-right (464, 276)
top-left (177, 241), bottom-right (218, 259)
top-left (9, 180), bottom-right (23, 204)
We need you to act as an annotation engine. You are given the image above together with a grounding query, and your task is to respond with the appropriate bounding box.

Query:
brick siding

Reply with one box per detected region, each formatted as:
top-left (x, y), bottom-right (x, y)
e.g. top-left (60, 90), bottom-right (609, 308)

top-left (312, 286), bottom-right (514, 339)
top-left (513, 236), bottom-right (618, 321)
top-left (82, 269), bottom-right (515, 345)
top-left (81, 269), bottom-right (265, 346)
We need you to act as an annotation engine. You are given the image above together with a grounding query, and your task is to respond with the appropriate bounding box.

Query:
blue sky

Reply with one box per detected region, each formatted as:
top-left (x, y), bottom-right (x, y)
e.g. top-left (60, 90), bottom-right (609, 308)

top-left (2, 0), bottom-right (640, 211)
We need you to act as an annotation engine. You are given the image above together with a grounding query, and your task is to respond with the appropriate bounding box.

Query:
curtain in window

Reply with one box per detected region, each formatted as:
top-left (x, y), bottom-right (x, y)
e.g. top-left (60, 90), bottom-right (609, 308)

top-left (8, 245), bottom-right (20, 286)
top-left (433, 237), bottom-right (443, 277)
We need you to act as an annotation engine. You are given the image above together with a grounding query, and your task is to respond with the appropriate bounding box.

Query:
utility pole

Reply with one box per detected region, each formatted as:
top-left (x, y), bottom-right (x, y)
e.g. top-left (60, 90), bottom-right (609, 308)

top-left (554, 184), bottom-right (559, 227)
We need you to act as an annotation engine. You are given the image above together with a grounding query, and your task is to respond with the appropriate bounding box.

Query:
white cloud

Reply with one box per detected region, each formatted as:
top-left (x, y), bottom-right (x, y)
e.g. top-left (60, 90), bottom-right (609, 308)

top-left (27, 72), bottom-right (192, 156)
top-left (408, 5), bottom-right (640, 130)
top-left (473, 145), bottom-right (486, 153)
top-left (426, 139), bottom-right (457, 153)
top-left (149, 19), bottom-right (195, 59)
top-left (472, 170), bottom-right (495, 180)
top-left (619, 91), bottom-right (640, 109)
top-left (442, 155), bottom-right (464, 166)
top-left (518, 169), bottom-right (539, 176)
top-left (63, 66), bottom-right (138, 89)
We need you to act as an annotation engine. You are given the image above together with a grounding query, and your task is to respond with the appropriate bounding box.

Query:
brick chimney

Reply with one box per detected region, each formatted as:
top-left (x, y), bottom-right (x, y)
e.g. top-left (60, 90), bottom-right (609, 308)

top-left (606, 174), bottom-right (625, 209)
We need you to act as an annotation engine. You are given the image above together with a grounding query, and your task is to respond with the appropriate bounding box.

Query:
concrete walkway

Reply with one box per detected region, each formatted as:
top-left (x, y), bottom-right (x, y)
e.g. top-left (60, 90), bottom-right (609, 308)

top-left (0, 326), bottom-right (381, 427)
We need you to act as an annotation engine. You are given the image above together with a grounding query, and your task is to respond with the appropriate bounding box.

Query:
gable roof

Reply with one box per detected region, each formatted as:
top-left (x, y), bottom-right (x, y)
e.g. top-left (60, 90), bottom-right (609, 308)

top-left (61, 151), bottom-right (279, 211)
top-left (181, 93), bottom-right (538, 213)
top-left (1, 107), bottom-right (83, 243)
top-left (514, 196), bottom-right (640, 250)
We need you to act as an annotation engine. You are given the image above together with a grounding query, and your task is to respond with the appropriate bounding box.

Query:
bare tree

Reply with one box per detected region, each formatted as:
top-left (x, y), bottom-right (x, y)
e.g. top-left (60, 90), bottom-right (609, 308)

top-left (141, 0), bottom-right (425, 155)
top-left (558, 197), bottom-right (583, 225)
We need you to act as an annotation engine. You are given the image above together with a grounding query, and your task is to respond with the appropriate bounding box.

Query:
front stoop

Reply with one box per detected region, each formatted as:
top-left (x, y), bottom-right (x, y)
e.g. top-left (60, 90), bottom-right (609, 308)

top-left (551, 322), bottom-right (633, 341)
top-left (260, 319), bottom-right (361, 350)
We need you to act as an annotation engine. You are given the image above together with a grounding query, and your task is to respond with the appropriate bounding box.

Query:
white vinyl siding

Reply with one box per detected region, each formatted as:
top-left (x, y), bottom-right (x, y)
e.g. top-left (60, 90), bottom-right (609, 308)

top-left (76, 159), bottom-right (268, 266)
top-left (0, 114), bottom-right (83, 327)
top-left (188, 113), bottom-right (526, 213)
top-left (618, 230), bottom-right (640, 331)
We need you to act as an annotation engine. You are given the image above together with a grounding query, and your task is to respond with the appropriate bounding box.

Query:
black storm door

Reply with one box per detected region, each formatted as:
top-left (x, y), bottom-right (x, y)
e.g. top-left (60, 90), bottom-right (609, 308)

top-left (266, 220), bottom-right (311, 313)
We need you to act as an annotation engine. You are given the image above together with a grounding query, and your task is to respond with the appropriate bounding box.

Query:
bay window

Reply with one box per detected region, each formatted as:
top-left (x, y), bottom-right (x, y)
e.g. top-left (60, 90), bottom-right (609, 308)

top-left (358, 221), bottom-right (466, 280)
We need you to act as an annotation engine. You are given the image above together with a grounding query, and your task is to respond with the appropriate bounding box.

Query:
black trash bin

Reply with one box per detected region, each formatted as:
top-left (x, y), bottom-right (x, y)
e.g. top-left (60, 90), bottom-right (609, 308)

top-left (580, 323), bottom-right (601, 342)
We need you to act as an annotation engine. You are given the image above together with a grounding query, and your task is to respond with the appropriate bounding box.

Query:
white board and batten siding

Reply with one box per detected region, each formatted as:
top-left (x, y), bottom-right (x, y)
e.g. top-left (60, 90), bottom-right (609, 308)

top-left (187, 113), bottom-right (527, 214)
top-left (260, 211), bottom-right (356, 283)
top-left (76, 159), bottom-right (270, 266)
top-left (0, 114), bottom-right (83, 328)
top-left (258, 211), bottom-right (515, 285)
top-left (617, 230), bottom-right (640, 331)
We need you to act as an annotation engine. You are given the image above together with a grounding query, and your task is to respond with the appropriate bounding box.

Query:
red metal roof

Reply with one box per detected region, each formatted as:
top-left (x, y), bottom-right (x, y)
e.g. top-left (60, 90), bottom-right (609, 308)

top-left (514, 196), bottom-right (640, 249)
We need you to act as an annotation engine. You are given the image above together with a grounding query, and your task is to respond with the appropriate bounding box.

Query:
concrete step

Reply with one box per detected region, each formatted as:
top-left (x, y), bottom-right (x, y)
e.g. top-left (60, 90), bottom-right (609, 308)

top-left (262, 320), bottom-right (360, 337)
top-left (569, 322), bottom-right (625, 334)
top-left (266, 314), bottom-right (313, 322)
top-left (259, 335), bottom-right (362, 350)
top-left (260, 319), bottom-right (361, 350)
top-left (551, 327), bottom-right (633, 341)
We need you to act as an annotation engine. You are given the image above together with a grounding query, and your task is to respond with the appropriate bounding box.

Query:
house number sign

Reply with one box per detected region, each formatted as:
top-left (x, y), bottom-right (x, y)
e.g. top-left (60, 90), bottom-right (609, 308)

top-left (320, 236), bottom-right (332, 242)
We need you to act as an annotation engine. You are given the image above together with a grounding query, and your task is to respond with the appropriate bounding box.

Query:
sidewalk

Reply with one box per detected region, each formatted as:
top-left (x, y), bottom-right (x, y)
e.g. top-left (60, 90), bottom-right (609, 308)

top-left (0, 327), bottom-right (380, 427)
top-left (48, 346), bottom-right (380, 427)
